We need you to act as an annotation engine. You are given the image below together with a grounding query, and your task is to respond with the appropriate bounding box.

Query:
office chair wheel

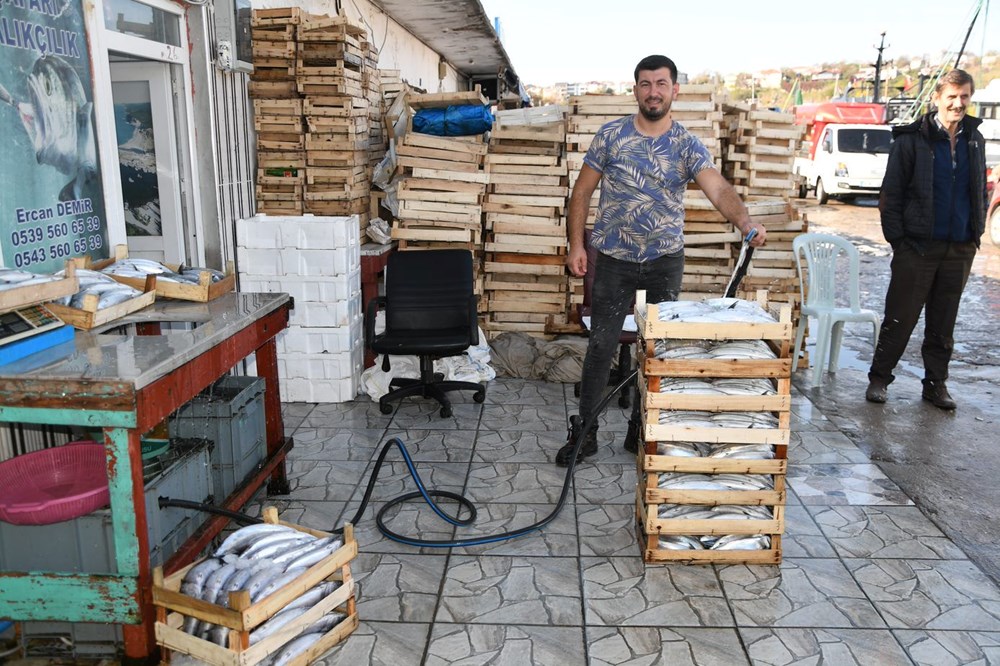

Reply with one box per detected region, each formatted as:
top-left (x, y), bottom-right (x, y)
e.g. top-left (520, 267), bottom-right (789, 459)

top-left (618, 390), bottom-right (631, 409)
top-left (573, 382), bottom-right (581, 398)
top-left (473, 389), bottom-right (486, 403)
top-left (379, 402), bottom-right (393, 415)
top-left (440, 405), bottom-right (453, 418)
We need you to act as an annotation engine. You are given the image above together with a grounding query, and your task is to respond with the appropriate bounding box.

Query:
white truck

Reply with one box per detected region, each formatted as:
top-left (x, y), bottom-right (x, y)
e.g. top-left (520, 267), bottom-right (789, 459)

top-left (792, 102), bottom-right (893, 204)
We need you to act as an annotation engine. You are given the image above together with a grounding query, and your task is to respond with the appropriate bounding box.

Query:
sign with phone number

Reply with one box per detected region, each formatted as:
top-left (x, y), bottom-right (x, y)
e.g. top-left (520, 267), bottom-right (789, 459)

top-left (8, 198), bottom-right (107, 269)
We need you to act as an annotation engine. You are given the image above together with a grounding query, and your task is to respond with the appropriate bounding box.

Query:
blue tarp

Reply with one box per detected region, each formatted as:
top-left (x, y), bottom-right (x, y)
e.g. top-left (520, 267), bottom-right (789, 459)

top-left (412, 105), bottom-right (494, 136)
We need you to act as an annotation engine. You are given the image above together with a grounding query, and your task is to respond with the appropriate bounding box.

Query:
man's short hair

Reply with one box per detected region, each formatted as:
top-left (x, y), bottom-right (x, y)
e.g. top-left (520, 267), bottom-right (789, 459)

top-left (634, 55), bottom-right (678, 84)
top-left (936, 69), bottom-right (975, 95)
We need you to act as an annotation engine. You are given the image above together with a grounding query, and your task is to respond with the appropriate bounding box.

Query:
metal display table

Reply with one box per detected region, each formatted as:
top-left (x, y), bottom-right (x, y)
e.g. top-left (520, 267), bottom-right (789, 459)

top-left (0, 292), bottom-right (292, 662)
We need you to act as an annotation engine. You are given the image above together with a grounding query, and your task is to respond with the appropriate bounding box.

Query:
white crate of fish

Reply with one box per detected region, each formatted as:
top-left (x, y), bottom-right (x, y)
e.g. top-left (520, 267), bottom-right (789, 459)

top-left (95, 246), bottom-right (235, 302)
top-left (236, 214), bottom-right (360, 251)
top-left (46, 267), bottom-right (156, 330)
top-left (154, 507), bottom-right (357, 666)
top-left (239, 270), bottom-right (360, 305)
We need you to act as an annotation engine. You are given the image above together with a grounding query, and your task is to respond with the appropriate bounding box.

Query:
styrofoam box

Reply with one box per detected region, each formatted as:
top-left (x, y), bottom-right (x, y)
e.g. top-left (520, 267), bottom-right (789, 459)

top-left (276, 318), bottom-right (363, 354)
top-left (280, 376), bottom-right (360, 403)
top-left (239, 269), bottom-right (360, 303)
top-left (236, 214), bottom-right (360, 250)
top-left (236, 245), bottom-right (360, 277)
top-left (290, 292), bottom-right (363, 328)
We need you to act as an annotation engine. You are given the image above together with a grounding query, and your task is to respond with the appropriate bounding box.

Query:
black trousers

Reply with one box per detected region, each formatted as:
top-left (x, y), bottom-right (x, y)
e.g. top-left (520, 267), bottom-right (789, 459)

top-left (869, 239), bottom-right (977, 386)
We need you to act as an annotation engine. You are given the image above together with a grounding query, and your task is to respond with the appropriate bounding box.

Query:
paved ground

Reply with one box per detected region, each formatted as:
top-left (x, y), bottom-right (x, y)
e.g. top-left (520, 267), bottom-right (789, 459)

top-left (4, 200), bottom-right (998, 664)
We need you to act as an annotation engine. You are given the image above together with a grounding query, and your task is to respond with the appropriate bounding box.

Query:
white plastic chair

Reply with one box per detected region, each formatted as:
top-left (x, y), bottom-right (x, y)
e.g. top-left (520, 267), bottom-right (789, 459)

top-left (793, 233), bottom-right (880, 386)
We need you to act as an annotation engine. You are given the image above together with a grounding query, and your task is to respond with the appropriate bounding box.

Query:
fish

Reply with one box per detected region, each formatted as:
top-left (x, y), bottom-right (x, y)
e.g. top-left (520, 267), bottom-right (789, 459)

top-left (215, 566), bottom-right (256, 608)
top-left (657, 535), bottom-right (705, 550)
top-left (280, 538), bottom-right (343, 571)
top-left (280, 581), bottom-right (341, 614)
top-left (710, 534), bottom-right (772, 551)
top-left (655, 441), bottom-right (706, 457)
top-left (269, 632), bottom-right (325, 666)
top-left (200, 562), bottom-right (239, 604)
top-left (240, 532), bottom-right (315, 560)
top-left (270, 536), bottom-right (336, 569)
top-left (248, 605), bottom-right (310, 645)
top-left (213, 523), bottom-right (300, 557)
top-left (252, 567), bottom-right (308, 603)
top-left (299, 611), bottom-right (345, 636)
top-left (242, 564), bottom-right (286, 601)
top-left (0, 56), bottom-right (97, 201)
top-left (180, 557), bottom-right (224, 634)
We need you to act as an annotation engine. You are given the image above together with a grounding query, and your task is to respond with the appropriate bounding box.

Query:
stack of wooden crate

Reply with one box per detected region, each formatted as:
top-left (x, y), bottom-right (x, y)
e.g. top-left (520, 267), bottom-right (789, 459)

top-left (360, 39), bottom-right (385, 189)
top-left (251, 8), bottom-right (305, 215)
top-left (633, 291), bottom-right (793, 565)
top-left (482, 106), bottom-right (570, 339)
top-left (297, 15), bottom-right (372, 231)
top-left (673, 84), bottom-right (725, 166)
top-left (388, 89), bottom-right (490, 256)
top-left (722, 104), bottom-right (803, 200)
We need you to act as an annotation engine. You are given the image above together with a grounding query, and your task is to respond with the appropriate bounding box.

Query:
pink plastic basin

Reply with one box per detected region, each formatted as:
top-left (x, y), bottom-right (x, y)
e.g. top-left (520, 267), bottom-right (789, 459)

top-left (0, 441), bottom-right (110, 525)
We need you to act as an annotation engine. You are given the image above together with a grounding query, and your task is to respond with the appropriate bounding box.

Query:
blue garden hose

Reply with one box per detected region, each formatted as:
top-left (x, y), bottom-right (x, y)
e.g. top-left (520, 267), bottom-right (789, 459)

top-left (333, 370), bottom-right (638, 547)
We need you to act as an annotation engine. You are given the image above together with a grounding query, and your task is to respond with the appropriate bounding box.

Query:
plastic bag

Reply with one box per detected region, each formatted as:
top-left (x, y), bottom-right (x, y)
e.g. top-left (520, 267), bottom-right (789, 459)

top-left (412, 104), bottom-right (494, 136)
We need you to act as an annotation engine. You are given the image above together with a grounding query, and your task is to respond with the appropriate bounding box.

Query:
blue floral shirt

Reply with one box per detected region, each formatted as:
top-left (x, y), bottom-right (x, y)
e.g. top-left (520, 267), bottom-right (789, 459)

top-left (584, 116), bottom-right (715, 261)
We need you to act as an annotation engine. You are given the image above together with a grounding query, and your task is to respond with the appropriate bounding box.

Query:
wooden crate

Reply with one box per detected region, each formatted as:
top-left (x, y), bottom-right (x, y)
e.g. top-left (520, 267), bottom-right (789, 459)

top-left (46, 274), bottom-right (156, 330)
top-left (0, 262), bottom-right (79, 313)
top-left (635, 290), bottom-right (792, 565)
top-left (155, 508), bottom-right (358, 666)
top-left (97, 245), bottom-right (236, 302)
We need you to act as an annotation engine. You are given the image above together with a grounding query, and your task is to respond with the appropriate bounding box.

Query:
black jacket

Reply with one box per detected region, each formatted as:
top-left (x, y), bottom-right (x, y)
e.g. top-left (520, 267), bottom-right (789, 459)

top-left (879, 111), bottom-right (987, 248)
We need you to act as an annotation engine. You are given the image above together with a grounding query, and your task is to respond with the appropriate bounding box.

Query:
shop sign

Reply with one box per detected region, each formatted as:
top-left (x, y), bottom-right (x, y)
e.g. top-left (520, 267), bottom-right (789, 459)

top-left (0, 0), bottom-right (110, 271)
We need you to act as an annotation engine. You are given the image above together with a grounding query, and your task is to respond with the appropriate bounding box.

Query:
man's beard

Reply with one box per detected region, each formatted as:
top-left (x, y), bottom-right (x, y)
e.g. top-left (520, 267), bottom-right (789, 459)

top-left (638, 100), bottom-right (669, 121)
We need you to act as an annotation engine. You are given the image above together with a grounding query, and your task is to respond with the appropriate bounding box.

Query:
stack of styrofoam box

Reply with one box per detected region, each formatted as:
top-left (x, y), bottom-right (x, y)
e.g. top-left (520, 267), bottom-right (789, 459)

top-left (236, 213), bottom-right (362, 402)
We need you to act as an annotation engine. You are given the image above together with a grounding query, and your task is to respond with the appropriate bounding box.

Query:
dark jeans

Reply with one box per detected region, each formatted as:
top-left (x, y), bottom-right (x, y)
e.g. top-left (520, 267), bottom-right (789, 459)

top-left (869, 239), bottom-right (976, 386)
top-left (578, 251), bottom-right (684, 427)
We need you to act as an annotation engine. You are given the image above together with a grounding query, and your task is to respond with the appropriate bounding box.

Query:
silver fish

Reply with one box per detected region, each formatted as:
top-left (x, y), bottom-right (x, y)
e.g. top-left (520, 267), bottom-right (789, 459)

top-left (271, 535), bottom-right (337, 570)
top-left (710, 534), bottom-right (772, 551)
top-left (241, 533), bottom-right (315, 560)
top-left (248, 605), bottom-right (309, 645)
top-left (96, 286), bottom-right (141, 309)
top-left (269, 632), bottom-right (324, 666)
top-left (300, 611), bottom-right (345, 636)
top-left (281, 538), bottom-right (343, 572)
top-left (0, 56), bottom-right (97, 201)
top-left (281, 581), bottom-right (341, 614)
top-left (252, 567), bottom-right (308, 603)
top-left (242, 564), bottom-right (286, 601)
top-left (214, 523), bottom-right (299, 557)
top-left (200, 562), bottom-right (238, 604)
top-left (657, 535), bottom-right (705, 550)
top-left (180, 557), bottom-right (224, 634)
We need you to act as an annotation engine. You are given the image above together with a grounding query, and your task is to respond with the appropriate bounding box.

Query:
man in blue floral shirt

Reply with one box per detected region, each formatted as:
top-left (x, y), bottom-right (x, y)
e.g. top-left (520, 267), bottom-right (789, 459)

top-left (559, 54), bottom-right (767, 466)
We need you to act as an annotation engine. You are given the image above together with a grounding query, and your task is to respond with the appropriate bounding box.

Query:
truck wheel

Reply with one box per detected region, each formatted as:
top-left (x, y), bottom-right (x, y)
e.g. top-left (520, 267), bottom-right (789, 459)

top-left (815, 178), bottom-right (829, 205)
top-left (797, 182), bottom-right (808, 199)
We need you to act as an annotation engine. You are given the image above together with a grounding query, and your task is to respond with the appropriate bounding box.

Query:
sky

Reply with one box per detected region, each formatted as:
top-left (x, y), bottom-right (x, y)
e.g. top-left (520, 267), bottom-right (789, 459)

top-left (478, 0), bottom-right (998, 86)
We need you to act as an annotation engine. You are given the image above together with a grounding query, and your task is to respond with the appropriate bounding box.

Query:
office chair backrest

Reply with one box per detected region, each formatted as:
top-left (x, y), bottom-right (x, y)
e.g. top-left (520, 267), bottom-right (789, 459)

top-left (793, 233), bottom-right (863, 312)
top-left (384, 249), bottom-right (474, 332)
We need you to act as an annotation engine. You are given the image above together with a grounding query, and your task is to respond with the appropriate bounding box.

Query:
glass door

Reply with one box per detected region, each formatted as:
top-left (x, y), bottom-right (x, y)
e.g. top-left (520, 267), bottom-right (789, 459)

top-left (110, 61), bottom-right (183, 264)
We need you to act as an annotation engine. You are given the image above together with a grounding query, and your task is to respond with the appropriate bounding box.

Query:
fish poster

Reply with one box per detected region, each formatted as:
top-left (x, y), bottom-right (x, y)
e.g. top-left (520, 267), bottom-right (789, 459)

top-left (0, 0), bottom-right (110, 272)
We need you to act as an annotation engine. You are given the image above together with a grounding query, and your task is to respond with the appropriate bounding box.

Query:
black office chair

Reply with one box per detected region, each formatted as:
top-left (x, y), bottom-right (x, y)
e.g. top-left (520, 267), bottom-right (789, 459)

top-left (574, 229), bottom-right (635, 409)
top-left (365, 249), bottom-right (487, 417)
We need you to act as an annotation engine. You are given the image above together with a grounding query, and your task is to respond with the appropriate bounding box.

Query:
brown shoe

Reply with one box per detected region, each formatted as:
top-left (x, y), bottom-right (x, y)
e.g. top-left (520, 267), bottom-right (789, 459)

top-left (922, 382), bottom-right (956, 410)
top-left (865, 380), bottom-right (887, 403)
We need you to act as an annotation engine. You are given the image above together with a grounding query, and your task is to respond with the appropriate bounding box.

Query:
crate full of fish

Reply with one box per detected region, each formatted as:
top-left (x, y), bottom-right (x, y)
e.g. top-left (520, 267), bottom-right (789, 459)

top-left (153, 507), bottom-right (358, 666)
top-left (0, 262), bottom-right (80, 313)
top-left (634, 290), bottom-right (793, 345)
top-left (46, 268), bottom-right (156, 330)
top-left (93, 245), bottom-right (236, 302)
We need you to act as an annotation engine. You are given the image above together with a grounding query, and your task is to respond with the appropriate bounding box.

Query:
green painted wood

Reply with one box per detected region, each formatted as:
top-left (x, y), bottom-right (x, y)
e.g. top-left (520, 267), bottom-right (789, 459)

top-left (0, 406), bottom-right (136, 428)
top-left (106, 427), bottom-right (141, 575)
top-left (0, 572), bottom-right (139, 622)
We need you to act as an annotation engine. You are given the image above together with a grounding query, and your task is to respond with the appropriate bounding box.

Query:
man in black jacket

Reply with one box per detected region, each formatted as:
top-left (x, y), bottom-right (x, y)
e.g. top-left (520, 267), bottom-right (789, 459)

top-left (866, 69), bottom-right (987, 410)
